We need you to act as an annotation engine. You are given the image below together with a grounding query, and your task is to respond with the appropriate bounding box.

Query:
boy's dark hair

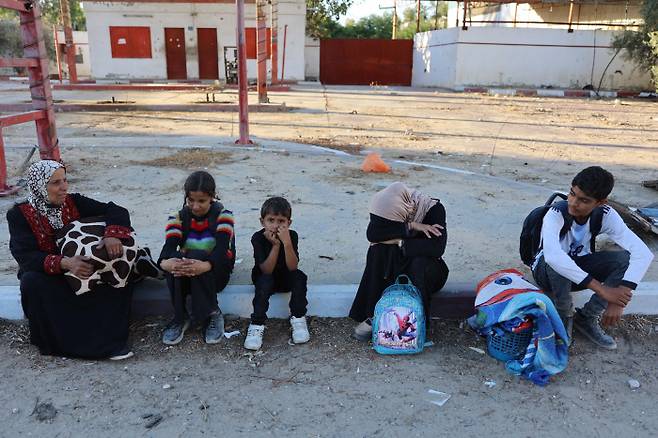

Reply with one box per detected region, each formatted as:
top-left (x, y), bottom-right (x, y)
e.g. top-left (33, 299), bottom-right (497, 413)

top-left (184, 171), bottom-right (216, 202)
top-left (260, 196), bottom-right (292, 219)
top-left (571, 166), bottom-right (614, 200)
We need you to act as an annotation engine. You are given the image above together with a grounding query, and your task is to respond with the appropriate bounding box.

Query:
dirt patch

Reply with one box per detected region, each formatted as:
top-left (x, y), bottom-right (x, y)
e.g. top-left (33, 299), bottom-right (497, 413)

top-left (132, 148), bottom-right (234, 169)
top-left (286, 137), bottom-right (364, 154)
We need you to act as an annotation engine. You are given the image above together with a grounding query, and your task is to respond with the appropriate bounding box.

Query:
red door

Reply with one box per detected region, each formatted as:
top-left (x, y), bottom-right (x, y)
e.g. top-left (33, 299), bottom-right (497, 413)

top-left (165, 28), bottom-right (187, 80)
top-left (197, 28), bottom-right (219, 80)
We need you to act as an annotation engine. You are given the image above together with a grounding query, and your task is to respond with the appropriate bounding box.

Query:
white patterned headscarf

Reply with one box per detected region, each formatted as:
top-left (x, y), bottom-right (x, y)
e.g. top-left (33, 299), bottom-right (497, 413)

top-left (26, 160), bottom-right (66, 229)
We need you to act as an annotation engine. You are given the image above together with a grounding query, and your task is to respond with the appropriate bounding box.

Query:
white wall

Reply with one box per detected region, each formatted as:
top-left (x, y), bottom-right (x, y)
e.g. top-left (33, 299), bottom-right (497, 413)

top-left (304, 36), bottom-right (319, 80)
top-left (82, 1), bottom-right (306, 81)
top-left (412, 27), bottom-right (652, 90)
top-left (51, 30), bottom-right (91, 78)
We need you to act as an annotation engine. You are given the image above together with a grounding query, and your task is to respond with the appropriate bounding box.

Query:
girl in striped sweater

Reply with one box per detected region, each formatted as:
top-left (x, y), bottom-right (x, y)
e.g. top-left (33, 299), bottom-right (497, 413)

top-left (158, 171), bottom-right (236, 345)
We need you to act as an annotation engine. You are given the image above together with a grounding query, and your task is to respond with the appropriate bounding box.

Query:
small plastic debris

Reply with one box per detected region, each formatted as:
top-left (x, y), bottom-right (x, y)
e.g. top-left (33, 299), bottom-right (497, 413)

top-left (223, 330), bottom-right (240, 339)
top-left (361, 153), bottom-right (391, 173)
top-left (318, 255), bottom-right (335, 261)
top-left (162, 384), bottom-right (172, 390)
top-left (586, 379), bottom-right (591, 384)
top-left (356, 367), bottom-right (360, 374)
top-left (423, 341), bottom-right (434, 347)
top-left (427, 389), bottom-right (451, 407)
top-left (249, 178), bottom-right (257, 183)
top-left (469, 347), bottom-right (486, 355)
top-left (144, 414), bottom-right (163, 429)
top-left (11, 408), bottom-right (19, 414)
top-left (484, 380), bottom-right (497, 388)
top-left (628, 379), bottom-right (641, 389)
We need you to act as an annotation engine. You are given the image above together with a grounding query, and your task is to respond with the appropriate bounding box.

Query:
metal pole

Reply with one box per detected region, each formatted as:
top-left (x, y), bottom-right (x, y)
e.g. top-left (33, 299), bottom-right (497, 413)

top-left (280, 24), bottom-right (287, 83)
top-left (567, 0), bottom-right (575, 33)
top-left (392, 0), bottom-right (397, 39)
top-left (270, 0), bottom-right (278, 85)
top-left (416, 0), bottom-right (421, 33)
top-left (455, 1), bottom-right (459, 28)
top-left (53, 26), bottom-right (63, 83)
top-left (20, 1), bottom-right (60, 160)
top-left (513, 3), bottom-right (518, 28)
top-left (256, 0), bottom-right (268, 103)
top-left (462, 0), bottom-right (468, 30)
top-left (59, 0), bottom-right (78, 83)
top-left (235, 0), bottom-right (251, 144)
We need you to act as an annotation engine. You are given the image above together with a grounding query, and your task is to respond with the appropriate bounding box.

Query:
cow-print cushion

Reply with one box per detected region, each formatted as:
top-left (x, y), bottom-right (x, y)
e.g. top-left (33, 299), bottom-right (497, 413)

top-left (56, 217), bottom-right (138, 295)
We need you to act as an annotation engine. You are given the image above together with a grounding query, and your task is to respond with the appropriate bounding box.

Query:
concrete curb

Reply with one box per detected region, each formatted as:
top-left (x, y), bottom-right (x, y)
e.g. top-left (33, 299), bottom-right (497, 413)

top-left (2, 281), bottom-right (658, 321)
top-left (454, 86), bottom-right (657, 99)
top-left (0, 103), bottom-right (291, 113)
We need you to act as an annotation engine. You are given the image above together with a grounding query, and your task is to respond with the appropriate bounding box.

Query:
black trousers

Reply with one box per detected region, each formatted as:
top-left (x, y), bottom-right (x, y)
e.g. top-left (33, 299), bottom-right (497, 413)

top-left (20, 271), bottom-right (132, 359)
top-left (166, 250), bottom-right (230, 324)
top-left (250, 269), bottom-right (308, 325)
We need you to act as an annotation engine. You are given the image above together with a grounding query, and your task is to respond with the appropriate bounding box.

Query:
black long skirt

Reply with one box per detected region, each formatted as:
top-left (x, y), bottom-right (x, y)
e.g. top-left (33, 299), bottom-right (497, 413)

top-left (19, 271), bottom-right (133, 359)
top-left (349, 245), bottom-right (449, 322)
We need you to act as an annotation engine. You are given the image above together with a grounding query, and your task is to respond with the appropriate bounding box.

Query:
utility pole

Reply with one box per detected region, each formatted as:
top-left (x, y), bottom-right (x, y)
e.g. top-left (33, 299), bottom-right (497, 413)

top-left (416, 0), bottom-right (421, 33)
top-left (392, 0), bottom-right (397, 39)
top-left (434, 0), bottom-right (439, 29)
top-left (270, 0), bottom-right (278, 84)
top-left (236, 0), bottom-right (251, 144)
top-left (256, 0), bottom-right (268, 103)
top-left (59, 0), bottom-right (77, 83)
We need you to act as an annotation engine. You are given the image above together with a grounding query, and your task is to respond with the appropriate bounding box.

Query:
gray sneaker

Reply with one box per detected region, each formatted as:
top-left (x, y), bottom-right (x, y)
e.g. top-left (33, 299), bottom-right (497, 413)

top-left (205, 312), bottom-right (225, 344)
top-left (163, 319), bottom-right (191, 345)
top-left (352, 319), bottom-right (372, 342)
top-left (573, 309), bottom-right (617, 350)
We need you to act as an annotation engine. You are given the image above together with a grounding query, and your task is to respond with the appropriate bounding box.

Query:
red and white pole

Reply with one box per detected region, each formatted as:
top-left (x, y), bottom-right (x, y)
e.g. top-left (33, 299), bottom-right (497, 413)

top-left (235, 0), bottom-right (251, 144)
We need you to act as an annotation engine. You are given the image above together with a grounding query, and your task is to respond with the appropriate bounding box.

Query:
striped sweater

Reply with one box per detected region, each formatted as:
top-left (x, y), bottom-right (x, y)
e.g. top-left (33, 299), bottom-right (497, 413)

top-left (159, 204), bottom-right (236, 273)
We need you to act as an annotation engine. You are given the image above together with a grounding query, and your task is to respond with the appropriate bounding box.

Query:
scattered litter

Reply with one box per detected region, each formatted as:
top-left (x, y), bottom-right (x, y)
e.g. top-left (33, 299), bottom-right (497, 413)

top-left (144, 414), bottom-right (163, 429)
top-left (223, 330), bottom-right (240, 339)
top-left (628, 379), bottom-right (641, 389)
top-left (423, 341), bottom-right (434, 347)
top-left (356, 366), bottom-right (360, 373)
top-left (243, 350), bottom-right (265, 361)
top-left (350, 110), bottom-right (358, 114)
top-left (345, 190), bottom-right (355, 195)
top-left (484, 380), bottom-right (497, 388)
top-left (586, 379), bottom-right (591, 384)
top-left (361, 153), bottom-right (391, 173)
top-left (31, 400), bottom-right (57, 422)
top-left (404, 128), bottom-right (414, 136)
top-left (427, 389), bottom-right (451, 407)
top-left (162, 384), bottom-right (172, 390)
top-left (469, 347), bottom-right (486, 355)
top-left (319, 255), bottom-right (335, 261)
top-left (249, 178), bottom-right (257, 183)
top-left (11, 408), bottom-right (19, 414)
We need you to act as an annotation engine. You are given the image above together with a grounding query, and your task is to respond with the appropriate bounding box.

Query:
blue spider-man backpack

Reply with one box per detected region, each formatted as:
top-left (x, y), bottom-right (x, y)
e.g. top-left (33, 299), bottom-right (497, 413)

top-left (372, 275), bottom-right (426, 355)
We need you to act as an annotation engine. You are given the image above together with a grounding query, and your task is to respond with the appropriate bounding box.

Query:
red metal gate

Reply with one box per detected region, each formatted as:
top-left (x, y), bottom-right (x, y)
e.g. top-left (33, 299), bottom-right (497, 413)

top-left (165, 28), bottom-right (187, 80)
top-left (197, 28), bottom-right (219, 80)
top-left (320, 39), bottom-right (413, 86)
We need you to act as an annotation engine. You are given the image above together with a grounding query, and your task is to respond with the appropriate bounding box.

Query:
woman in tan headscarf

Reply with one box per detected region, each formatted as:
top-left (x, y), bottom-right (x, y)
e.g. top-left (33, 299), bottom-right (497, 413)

top-left (349, 182), bottom-right (449, 341)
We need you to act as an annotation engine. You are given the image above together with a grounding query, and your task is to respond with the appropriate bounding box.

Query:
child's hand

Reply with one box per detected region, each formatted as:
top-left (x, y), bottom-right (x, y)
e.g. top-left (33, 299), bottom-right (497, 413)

top-left (602, 303), bottom-right (624, 327)
top-left (276, 224), bottom-right (292, 246)
top-left (176, 259), bottom-right (211, 277)
top-left (264, 230), bottom-right (280, 245)
top-left (161, 258), bottom-right (185, 275)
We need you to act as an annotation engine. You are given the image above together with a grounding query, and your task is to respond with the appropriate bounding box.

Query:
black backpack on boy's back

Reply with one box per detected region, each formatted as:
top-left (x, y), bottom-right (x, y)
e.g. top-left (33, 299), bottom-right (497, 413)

top-left (519, 192), bottom-right (604, 266)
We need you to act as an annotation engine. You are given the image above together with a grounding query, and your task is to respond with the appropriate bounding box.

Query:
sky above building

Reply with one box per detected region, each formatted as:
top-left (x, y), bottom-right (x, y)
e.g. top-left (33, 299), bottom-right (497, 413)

top-left (341, 0), bottom-right (421, 24)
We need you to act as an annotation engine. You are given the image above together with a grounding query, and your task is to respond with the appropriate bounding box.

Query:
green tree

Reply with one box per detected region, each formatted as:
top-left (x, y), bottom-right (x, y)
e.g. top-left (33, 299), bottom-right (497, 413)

top-left (396, 2), bottom-right (447, 40)
top-left (337, 13), bottom-right (393, 39)
top-left (307, 0), bottom-right (354, 38)
top-left (612, 0), bottom-right (658, 90)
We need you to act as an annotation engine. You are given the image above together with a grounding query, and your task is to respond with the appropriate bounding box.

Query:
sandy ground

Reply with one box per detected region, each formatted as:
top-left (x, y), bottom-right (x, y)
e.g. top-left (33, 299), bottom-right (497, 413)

top-left (1, 83), bottom-right (657, 436)
top-left (1, 316), bottom-right (657, 436)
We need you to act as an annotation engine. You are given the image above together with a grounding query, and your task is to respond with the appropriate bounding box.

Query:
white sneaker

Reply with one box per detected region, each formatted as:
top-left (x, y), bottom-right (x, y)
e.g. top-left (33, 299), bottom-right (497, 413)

top-left (290, 316), bottom-right (310, 344)
top-left (244, 324), bottom-right (265, 350)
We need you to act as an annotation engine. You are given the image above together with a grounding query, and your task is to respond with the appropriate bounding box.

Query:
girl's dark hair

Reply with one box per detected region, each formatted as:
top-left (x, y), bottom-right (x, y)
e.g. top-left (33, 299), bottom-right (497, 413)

top-left (183, 171), bottom-right (217, 205)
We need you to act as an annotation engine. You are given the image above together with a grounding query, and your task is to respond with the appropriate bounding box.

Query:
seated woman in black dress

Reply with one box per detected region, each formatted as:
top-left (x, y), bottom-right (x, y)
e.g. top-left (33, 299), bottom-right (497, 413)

top-left (7, 160), bottom-right (134, 360)
top-left (349, 182), bottom-right (449, 341)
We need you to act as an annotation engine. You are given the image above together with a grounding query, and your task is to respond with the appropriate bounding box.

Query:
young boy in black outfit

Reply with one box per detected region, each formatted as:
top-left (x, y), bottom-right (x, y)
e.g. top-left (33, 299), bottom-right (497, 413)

top-left (532, 166), bottom-right (654, 350)
top-left (244, 197), bottom-right (309, 350)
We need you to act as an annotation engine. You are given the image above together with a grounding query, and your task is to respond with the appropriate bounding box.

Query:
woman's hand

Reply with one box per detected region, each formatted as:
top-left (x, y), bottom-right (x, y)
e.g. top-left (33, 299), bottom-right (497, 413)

top-left (97, 237), bottom-right (124, 259)
top-left (61, 255), bottom-right (95, 279)
top-left (409, 222), bottom-right (444, 238)
top-left (160, 258), bottom-right (181, 274)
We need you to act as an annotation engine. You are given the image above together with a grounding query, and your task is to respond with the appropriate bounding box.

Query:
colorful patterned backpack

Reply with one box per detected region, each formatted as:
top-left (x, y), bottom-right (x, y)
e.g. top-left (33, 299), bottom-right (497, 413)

top-left (372, 275), bottom-right (426, 355)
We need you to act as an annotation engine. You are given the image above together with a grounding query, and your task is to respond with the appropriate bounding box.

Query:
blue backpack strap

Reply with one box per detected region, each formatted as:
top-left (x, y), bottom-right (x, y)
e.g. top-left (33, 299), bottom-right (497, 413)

top-left (551, 200), bottom-right (573, 238)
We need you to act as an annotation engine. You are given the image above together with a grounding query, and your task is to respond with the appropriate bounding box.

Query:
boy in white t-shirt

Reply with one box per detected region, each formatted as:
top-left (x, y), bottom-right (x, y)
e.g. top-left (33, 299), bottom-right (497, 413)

top-left (532, 166), bottom-right (654, 349)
